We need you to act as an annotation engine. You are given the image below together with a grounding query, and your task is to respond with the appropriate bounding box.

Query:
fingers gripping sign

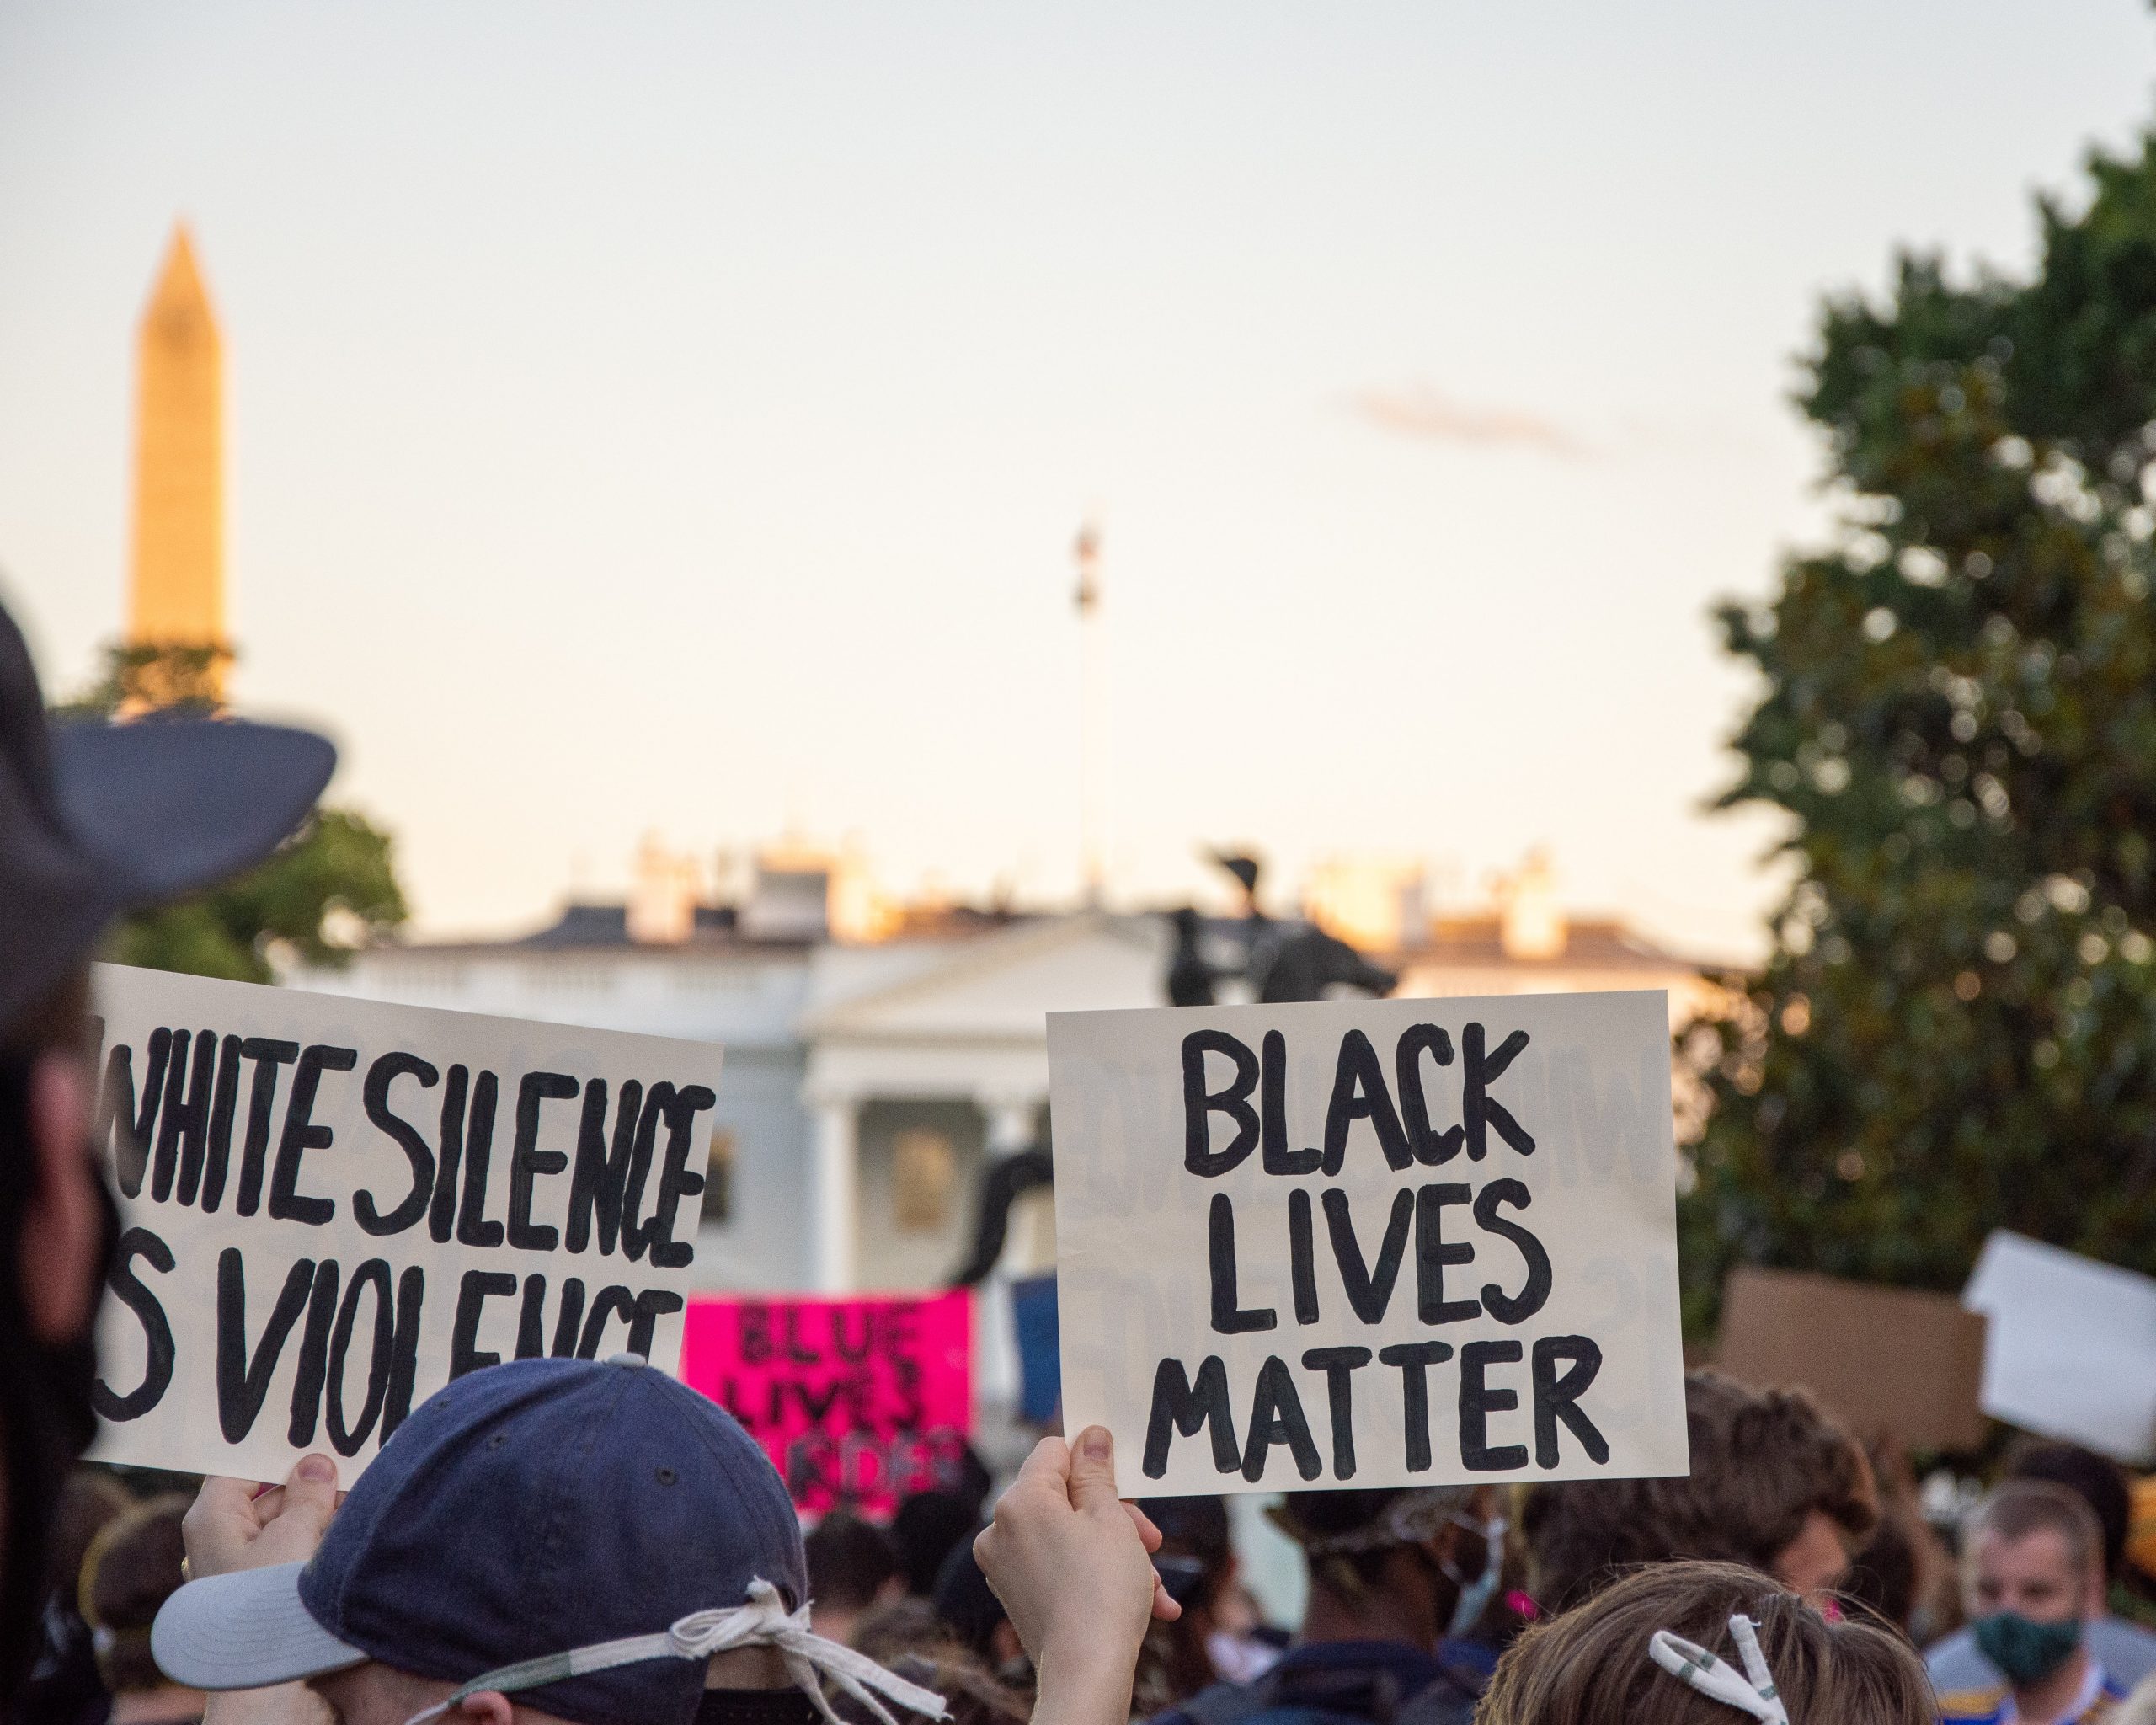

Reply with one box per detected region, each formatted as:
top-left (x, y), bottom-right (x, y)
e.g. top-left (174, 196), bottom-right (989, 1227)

top-left (975, 1429), bottom-right (1177, 1725)
top-left (184, 1451), bottom-right (343, 1579)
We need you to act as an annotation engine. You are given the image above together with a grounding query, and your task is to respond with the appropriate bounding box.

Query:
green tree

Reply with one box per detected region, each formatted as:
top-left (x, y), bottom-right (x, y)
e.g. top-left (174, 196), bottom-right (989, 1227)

top-left (60, 644), bottom-right (408, 983)
top-left (1684, 128), bottom-right (2156, 1334)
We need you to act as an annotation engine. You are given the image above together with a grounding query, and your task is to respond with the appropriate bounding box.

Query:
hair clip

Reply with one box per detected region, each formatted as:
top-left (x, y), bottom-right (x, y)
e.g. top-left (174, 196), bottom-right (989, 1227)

top-left (1646, 1614), bottom-right (1790, 1725)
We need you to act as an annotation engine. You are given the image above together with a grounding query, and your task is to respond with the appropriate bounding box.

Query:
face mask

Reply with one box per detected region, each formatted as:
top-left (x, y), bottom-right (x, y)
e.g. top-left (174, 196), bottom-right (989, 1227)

top-left (1972, 1611), bottom-right (2084, 1687)
top-left (1440, 1514), bottom-right (1507, 1641)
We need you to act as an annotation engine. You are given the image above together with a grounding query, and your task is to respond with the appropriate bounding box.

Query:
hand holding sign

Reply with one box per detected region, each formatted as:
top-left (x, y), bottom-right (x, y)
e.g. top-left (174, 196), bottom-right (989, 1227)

top-left (183, 1454), bottom-right (342, 1578)
top-left (975, 1427), bottom-right (1177, 1725)
top-left (1047, 991), bottom-right (1689, 1494)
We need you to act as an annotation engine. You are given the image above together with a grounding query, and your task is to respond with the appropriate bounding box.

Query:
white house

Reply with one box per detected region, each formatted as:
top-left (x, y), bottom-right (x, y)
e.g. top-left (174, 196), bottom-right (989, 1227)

top-left (296, 856), bottom-right (1713, 1305)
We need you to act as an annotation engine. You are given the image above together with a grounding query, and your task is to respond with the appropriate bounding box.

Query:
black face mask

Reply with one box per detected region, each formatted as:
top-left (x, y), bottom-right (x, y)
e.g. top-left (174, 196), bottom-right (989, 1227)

top-left (0, 1053), bottom-right (121, 1702)
top-left (694, 1690), bottom-right (823, 1725)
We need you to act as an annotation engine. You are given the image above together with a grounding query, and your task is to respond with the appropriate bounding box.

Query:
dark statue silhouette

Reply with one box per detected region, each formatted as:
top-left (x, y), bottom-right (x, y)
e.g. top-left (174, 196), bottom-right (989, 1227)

top-left (949, 851), bottom-right (1394, 1287)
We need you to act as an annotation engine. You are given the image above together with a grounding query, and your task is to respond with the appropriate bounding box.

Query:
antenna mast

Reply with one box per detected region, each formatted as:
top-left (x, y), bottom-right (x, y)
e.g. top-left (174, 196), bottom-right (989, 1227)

top-left (1074, 518), bottom-right (1107, 907)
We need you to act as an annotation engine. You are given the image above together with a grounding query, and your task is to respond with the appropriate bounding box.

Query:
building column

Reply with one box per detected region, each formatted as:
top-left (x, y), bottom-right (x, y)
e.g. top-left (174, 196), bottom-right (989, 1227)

top-left (807, 1092), bottom-right (859, 1294)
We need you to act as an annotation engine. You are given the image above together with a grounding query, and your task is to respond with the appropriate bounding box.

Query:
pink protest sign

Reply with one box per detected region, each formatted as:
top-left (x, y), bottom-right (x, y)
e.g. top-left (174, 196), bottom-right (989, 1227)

top-left (680, 1290), bottom-right (973, 1517)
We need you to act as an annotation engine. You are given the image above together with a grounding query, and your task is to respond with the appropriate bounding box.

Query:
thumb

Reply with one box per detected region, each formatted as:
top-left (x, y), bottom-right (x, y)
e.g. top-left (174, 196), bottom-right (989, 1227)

top-left (278, 1453), bottom-right (341, 1534)
top-left (1067, 1425), bottom-right (1123, 1513)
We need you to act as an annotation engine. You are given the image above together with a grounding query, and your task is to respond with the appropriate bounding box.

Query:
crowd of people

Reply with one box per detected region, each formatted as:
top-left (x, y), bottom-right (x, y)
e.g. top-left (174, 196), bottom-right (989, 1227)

top-left (0, 583), bottom-right (2151, 1725)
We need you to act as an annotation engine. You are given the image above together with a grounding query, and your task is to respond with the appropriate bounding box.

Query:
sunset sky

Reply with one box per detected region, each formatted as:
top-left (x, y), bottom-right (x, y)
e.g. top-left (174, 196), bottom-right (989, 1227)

top-left (3, 2), bottom-right (2153, 955)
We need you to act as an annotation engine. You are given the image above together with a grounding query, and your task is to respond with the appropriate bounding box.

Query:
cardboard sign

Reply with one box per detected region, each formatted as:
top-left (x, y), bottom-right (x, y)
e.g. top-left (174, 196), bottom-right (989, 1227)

top-left (1715, 1268), bottom-right (1988, 1451)
top-left (679, 1290), bottom-right (971, 1517)
top-left (88, 964), bottom-right (723, 1482)
top-left (1047, 991), bottom-right (1689, 1495)
top-left (1964, 1231), bottom-right (2156, 1464)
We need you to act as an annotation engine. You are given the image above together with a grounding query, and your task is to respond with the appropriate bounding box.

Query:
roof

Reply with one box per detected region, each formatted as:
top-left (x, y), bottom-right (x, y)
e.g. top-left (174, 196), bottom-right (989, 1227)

top-left (1395, 914), bottom-right (1709, 973)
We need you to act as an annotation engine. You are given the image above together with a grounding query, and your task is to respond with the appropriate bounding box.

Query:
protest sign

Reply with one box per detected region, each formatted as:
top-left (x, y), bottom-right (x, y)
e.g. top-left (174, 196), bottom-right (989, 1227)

top-left (1716, 1268), bottom-right (1988, 1451)
top-left (1964, 1231), bottom-right (2156, 1465)
top-left (88, 963), bottom-right (723, 1482)
top-left (1048, 991), bottom-right (1689, 1496)
top-left (679, 1290), bottom-right (970, 1517)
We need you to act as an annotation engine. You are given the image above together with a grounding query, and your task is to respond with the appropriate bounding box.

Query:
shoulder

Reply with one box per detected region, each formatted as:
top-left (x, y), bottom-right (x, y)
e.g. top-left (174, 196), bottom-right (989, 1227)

top-left (1394, 1673), bottom-right (1478, 1725)
top-left (2094, 1618), bottom-right (2156, 1685)
top-left (1928, 1630), bottom-right (1994, 1688)
top-left (1935, 1685), bottom-right (2007, 1725)
top-left (1145, 1682), bottom-right (1250, 1725)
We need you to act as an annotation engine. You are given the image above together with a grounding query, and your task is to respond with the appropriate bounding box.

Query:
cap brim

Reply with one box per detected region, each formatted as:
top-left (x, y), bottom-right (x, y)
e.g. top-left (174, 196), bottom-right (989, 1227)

top-left (152, 1562), bottom-right (368, 1690)
top-left (49, 717), bottom-right (337, 904)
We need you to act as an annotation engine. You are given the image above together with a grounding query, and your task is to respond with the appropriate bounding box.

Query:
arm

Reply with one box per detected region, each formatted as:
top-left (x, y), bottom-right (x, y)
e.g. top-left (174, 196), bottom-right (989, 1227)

top-left (974, 1428), bottom-right (1177, 1725)
top-left (182, 1455), bottom-right (343, 1725)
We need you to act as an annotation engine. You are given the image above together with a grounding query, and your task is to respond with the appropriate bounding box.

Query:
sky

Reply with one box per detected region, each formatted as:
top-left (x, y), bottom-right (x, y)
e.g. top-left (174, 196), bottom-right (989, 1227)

top-left (3, 3), bottom-right (2153, 959)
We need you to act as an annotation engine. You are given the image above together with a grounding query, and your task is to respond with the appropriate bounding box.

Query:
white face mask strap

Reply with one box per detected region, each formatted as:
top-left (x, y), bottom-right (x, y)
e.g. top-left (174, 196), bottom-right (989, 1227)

top-left (399, 1579), bottom-right (947, 1725)
top-left (1646, 1616), bottom-right (1790, 1725)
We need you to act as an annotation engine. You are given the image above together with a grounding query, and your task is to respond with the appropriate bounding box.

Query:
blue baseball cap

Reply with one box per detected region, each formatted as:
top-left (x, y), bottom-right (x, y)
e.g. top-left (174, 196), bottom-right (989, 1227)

top-left (152, 1356), bottom-right (809, 1725)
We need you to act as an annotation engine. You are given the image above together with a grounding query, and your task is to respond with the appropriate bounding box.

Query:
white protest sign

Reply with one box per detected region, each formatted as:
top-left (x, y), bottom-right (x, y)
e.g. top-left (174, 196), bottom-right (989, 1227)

top-left (1963, 1230), bottom-right (2156, 1465)
top-left (87, 963), bottom-right (723, 1482)
top-left (1048, 990), bottom-right (1689, 1495)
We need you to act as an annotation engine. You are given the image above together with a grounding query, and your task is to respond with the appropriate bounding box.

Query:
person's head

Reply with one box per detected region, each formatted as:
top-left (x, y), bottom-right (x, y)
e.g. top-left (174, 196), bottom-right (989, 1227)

top-left (1480, 1559), bottom-right (1930, 1725)
top-left (151, 1356), bottom-right (945, 1725)
top-left (805, 1512), bottom-right (902, 1642)
top-left (80, 1494), bottom-right (193, 1696)
top-left (892, 1492), bottom-right (980, 1599)
top-left (1134, 1496), bottom-right (1233, 1616)
top-left (47, 1467), bottom-right (132, 1604)
top-left (841, 1602), bottom-right (1027, 1725)
top-left (1840, 1500), bottom-right (1919, 1636)
top-left (2004, 1441), bottom-right (2131, 1584)
top-left (1272, 1484), bottom-right (1502, 1650)
top-left (931, 1539), bottom-right (1022, 1675)
top-left (0, 598), bottom-right (333, 1698)
top-left (1962, 1480), bottom-right (2105, 1692)
top-left (1134, 1497), bottom-right (1237, 1701)
top-left (1523, 1370), bottom-right (1876, 1614)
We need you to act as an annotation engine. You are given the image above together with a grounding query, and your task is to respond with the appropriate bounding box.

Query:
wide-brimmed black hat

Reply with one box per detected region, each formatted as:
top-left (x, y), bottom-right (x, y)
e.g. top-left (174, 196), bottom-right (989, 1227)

top-left (0, 600), bottom-right (335, 1030)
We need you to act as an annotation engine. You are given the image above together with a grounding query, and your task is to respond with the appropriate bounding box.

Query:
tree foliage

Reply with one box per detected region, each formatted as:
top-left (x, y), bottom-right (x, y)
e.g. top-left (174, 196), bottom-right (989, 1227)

top-left (61, 644), bottom-right (408, 983)
top-left (1683, 131), bottom-right (2156, 1332)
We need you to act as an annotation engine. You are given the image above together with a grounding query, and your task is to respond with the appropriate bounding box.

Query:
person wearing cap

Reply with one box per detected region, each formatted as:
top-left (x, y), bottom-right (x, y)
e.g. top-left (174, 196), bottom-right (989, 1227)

top-left (0, 598), bottom-right (334, 1702)
top-left (154, 1355), bottom-right (947, 1725)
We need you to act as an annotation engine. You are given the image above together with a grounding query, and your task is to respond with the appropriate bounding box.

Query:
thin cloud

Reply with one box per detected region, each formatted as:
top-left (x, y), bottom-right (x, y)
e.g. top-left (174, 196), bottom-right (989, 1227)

top-left (1350, 382), bottom-right (1590, 459)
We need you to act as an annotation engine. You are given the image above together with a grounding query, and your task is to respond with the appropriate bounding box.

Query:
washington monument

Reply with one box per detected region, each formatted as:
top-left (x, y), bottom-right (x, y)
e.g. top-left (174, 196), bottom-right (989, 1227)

top-left (127, 223), bottom-right (229, 705)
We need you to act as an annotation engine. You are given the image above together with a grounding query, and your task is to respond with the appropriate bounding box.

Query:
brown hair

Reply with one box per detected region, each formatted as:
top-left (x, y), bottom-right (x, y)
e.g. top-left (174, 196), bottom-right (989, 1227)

top-left (1967, 1480), bottom-right (2105, 1581)
top-left (1481, 1559), bottom-right (1931, 1725)
top-left (839, 1599), bottom-right (1027, 1725)
top-left (1523, 1371), bottom-right (1877, 1614)
top-left (80, 1494), bottom-right (191, 1695)
top-left (45, 1467), bottom-right (131, 1598)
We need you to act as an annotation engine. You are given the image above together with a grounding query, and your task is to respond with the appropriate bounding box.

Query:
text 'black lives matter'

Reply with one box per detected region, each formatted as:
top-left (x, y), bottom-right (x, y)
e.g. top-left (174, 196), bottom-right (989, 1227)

top-left (1144, 1020), bottom-right (1610, 1482)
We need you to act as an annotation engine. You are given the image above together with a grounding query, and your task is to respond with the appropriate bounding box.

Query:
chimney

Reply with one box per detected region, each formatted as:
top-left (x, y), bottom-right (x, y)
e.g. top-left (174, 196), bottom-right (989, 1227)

top-left (627, 833), bottom-right (698, 945)
top-left (1499, 849), bottom-right (1566, 960)
top-left (739, 843), bottom-right (832, 943)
